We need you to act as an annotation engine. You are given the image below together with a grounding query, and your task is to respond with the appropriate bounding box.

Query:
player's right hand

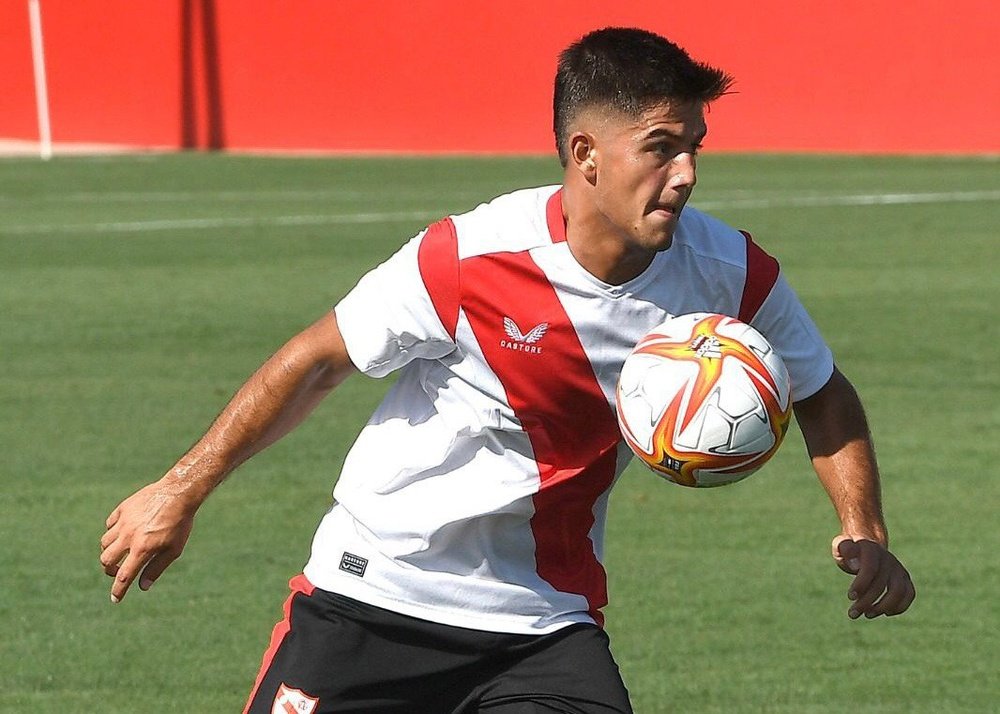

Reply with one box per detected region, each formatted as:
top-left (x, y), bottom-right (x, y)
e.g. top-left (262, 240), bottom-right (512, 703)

top-left (99, 480), bottom-right (197, 603)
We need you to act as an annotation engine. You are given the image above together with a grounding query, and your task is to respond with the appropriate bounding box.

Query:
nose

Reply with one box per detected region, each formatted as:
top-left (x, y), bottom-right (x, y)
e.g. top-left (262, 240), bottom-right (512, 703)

top-left (667, 152), bottom-right (697, 190)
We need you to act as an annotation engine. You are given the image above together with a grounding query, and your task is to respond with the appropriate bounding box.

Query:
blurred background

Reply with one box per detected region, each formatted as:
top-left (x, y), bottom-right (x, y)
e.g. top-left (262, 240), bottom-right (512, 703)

top-left (2, 0), bottom-right (997, 155)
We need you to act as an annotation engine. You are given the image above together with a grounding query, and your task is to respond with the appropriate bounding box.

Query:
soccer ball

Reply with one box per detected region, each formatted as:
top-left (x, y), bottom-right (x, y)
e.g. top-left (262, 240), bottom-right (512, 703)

top-left (616, 313), bottom-right (792, 487)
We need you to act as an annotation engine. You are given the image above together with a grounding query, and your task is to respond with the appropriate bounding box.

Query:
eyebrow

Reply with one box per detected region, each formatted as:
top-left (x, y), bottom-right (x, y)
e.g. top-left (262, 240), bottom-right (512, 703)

top-left (641, 126), bottom-right (708, 143)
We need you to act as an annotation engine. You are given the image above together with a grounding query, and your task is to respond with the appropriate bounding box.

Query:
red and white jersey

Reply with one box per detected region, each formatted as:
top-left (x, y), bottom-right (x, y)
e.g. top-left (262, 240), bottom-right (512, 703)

top-left (303, 186), bottom-right (833, 634)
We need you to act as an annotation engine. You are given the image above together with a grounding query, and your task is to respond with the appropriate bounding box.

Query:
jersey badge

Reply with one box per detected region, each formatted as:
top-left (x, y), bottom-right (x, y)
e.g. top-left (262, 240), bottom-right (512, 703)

top-left (272, 683), bottom-right (319, 714)
top-left (501, 317), bottom-right (548, 354)
top-left (339, 552), bottom-right (368, 577)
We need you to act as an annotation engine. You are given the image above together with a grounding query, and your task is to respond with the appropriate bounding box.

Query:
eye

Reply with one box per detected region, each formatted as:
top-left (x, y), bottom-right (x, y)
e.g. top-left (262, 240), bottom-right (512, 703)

top-left (649, 142), bottom-right (677, 158)
top-left (648, 141), bottom-right (701, 160)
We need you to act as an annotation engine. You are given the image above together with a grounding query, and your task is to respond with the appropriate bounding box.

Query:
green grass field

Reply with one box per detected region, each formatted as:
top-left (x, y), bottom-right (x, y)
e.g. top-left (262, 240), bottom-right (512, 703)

top-left (1, 153), bottom-right (997, 712)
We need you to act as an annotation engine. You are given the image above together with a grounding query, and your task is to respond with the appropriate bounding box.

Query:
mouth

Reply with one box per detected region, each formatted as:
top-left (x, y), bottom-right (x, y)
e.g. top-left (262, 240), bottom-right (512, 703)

top-left (649, 191), bottom-right (689, 217)
top-left (649, 204), bottom-right (680, 218)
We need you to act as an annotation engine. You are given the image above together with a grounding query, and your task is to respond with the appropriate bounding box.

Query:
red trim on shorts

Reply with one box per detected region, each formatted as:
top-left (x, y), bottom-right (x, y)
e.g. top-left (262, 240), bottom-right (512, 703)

top-left (460, 250), bottom-right (619, 626)
top-left (242, 574), bottom-right (316, 714)
top-left (545, 189), bottom-right (567, 243)
top-left (417, 218), bottom-right (461, 340)
top-left (738, 230), bottom-right (780, 323)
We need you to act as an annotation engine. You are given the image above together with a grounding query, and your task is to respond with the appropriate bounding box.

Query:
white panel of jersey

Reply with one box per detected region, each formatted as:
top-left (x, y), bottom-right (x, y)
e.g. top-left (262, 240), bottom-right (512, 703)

top-left (303, 186), bottom-right (834, 634)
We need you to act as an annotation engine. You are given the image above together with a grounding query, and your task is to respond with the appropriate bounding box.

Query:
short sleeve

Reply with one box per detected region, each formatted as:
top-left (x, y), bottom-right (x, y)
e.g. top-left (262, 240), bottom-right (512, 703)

top-left (334, 224), bottom-right (459, 378)
top-left (750, 275), bottom-right (835, 402)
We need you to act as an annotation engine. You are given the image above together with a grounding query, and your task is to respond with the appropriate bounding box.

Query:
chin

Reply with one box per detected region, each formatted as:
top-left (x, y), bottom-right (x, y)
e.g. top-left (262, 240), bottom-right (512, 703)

top-left (644, 225), bottom-right (676, 252)
top-left (640, 215), bottom-right (679, 249)
top-left (653, 236), bottom-right (674, 252)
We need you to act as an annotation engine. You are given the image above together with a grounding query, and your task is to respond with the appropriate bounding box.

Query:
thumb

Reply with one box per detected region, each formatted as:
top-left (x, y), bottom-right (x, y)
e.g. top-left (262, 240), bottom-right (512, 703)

top-left (832, 536), bottom-right (862, 574)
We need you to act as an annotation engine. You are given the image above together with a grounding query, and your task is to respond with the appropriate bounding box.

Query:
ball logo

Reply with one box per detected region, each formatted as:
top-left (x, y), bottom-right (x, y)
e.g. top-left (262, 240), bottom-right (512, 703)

top-left (690, 334), bottom-right (722, 359)
top-left (500, 317), bottom-right (548, 354)
top-left (272, 683), bottom-right (319, 714)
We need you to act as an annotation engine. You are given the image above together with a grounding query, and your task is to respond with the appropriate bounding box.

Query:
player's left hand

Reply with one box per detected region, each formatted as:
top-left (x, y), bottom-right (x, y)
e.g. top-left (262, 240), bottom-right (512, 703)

top-left (831, 536), bottom-right (915, 619)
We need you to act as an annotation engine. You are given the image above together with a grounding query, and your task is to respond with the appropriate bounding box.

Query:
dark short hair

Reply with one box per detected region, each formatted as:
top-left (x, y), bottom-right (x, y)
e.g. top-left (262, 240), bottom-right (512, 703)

top-left (553, 27), bottom-right (734, 166)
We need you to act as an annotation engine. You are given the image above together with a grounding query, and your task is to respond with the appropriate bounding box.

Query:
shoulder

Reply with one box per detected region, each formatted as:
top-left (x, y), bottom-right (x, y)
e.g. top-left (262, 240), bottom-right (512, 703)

top-left (416, 184), bottom-right (559, 273)
top-left (672, 206), bottom-right (760, 270)
top-left (414, 186), bottom-right (559, 338)
top-left (448, 185), bottom-right (561, 259)
top-left (672, 207), bottom-right (781, 322)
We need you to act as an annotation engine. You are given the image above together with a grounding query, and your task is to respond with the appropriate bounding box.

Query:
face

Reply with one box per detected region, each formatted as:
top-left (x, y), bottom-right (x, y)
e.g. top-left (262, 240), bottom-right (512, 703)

top-left (573, 101), bottom-right (707, 253)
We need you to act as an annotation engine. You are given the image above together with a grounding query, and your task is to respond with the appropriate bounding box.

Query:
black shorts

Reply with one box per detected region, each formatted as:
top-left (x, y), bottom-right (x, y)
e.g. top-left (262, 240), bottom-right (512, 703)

top-left (243, 575), bottom-right (633, 714)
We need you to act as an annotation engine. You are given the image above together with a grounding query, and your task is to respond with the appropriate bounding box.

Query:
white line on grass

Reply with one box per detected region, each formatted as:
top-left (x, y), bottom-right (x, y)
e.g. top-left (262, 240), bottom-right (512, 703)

top-left (0, 210), bottom-right (450, 235)
top-left (0, 188), bottom-right (475, 204)
top-left (3, 188), bottom-right (370, 203)
top-left (2, 190), bottom-right (998, 235)
top-left (693, 189), bottom-right (1000, 210)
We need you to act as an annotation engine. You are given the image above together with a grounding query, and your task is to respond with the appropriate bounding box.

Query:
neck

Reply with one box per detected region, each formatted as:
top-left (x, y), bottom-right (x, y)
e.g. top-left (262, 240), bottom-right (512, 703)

top-left (560, 184), bottom-right (660, 285)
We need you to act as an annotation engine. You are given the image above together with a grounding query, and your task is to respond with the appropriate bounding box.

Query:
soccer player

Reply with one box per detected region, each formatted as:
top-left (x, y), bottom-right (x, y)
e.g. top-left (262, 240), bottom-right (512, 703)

top-left (100, 28), bottom-right (915, 713)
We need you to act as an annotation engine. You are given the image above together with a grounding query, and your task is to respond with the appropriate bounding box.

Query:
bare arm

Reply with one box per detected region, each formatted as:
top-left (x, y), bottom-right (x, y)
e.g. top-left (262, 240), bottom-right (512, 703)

top-left (793, 367), bottom-right (915, 619)
top-left (100, 311), bottom-right (356, 603)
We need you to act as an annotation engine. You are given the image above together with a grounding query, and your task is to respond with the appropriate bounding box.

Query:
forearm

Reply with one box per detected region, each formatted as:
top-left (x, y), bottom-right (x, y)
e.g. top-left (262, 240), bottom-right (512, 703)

top-left (794, 368), bottom-right (915, 617)
top-left (164, 359), bottom-right (334, 504)
top-left (808, 434), bottom-right (887, 546)
top-left (794, 367), bottom-right (887, 545)
top-left (160, 314), bottom-right (354, 509)
top-left (101, 313), bottom-right (355, 602)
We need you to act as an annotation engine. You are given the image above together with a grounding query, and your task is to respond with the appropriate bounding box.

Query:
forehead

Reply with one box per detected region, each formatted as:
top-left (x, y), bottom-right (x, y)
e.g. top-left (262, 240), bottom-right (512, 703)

top-left (575, 100), bottom-right (707, 140)
top-left (632, 101), bottom-right (706, 135)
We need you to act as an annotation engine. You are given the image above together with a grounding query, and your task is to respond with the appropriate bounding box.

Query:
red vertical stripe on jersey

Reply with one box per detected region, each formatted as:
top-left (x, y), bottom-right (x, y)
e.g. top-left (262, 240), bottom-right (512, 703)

top-left (461, 251), bottom-right (620, 625)
top-left (242, 574), bottom-right (316, 714)
top-left (738, 230), bottom-right (780, 323)
top-left (545, 189), bottom-right (567, 243)
top-left (417, 218), bottom-right (461, 340)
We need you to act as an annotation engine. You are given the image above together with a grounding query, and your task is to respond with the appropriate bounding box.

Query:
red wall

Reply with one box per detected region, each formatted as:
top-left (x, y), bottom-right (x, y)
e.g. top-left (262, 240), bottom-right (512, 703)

top-left (2, 0), bottom-right (997, 153)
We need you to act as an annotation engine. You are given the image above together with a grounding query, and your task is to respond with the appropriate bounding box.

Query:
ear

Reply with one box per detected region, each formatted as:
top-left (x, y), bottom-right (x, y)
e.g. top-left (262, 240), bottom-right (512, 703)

top-left (569, 132), bottom-right (598, 181)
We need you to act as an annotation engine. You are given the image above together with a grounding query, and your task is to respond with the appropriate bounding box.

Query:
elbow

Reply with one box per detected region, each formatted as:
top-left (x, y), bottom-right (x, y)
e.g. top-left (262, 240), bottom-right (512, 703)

top-left (313, 357), bottom-right (354, 392)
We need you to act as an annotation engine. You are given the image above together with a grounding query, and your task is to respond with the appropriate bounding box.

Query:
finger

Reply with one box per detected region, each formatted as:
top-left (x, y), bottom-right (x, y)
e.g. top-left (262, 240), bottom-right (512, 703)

top-left (106, 507), bottom-right (122, 529)
top-left (99, 539), bottom-right (129, 578)
top-left (850, 579), bottom-right (887, 619)
top-left (867, 569), bottom-right (916, 618)
top-left (846, 541), bottom-right (880, 601)
top-left (100, 523), bottom-right (121, 551)
top-left (887, 578), bottom-right (917, 617)
top-left (138, 549), bottom-right (181, 591)
top-left (865, 589), bottom-right (901, 618)
top-left (110, 549), bottom-right (151, 603)
top-left (850, 566), bottom-right (890, 619)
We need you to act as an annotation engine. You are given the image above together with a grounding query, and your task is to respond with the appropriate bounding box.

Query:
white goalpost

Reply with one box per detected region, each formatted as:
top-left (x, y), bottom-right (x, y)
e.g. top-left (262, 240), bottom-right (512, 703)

top-left (28, 0), bottom-right (53, 160)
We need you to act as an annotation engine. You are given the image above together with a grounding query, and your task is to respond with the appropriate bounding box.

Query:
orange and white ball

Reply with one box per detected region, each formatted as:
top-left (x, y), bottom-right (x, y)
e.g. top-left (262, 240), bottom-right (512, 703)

top-left (616, 313), bottom-right (792, 487)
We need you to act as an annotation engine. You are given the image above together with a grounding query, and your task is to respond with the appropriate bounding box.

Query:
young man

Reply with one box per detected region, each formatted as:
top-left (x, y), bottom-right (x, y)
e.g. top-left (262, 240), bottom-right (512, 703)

top-left (100, 28), bottom-right (915, 713)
